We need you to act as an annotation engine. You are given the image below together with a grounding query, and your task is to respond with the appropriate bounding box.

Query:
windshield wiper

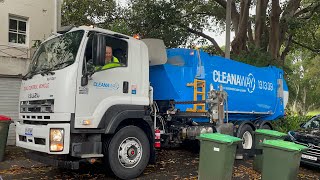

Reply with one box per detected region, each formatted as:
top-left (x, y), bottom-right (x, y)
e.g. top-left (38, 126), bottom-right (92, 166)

top-left (52, 60), bottom-right (75, 69)
top-left (22, 70), bottom-right (37, 80)
top-left (40, 68), bottom-right (55, 76)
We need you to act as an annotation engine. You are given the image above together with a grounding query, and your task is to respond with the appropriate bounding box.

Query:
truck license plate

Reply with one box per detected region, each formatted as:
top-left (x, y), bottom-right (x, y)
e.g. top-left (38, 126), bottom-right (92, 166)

top-left (302, 154), bottom-right (317, 161)
top-left (25, 127), bottom-right (33, 136)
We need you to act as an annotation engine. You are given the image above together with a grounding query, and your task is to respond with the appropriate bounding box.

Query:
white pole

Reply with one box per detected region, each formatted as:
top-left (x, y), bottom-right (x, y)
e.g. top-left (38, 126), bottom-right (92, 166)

top-left (54, 0), bottom-right (62, 33)
top-left (54, 0), bottom-right (57, 33)
top-left (57, 0), bottom-right (61, 31)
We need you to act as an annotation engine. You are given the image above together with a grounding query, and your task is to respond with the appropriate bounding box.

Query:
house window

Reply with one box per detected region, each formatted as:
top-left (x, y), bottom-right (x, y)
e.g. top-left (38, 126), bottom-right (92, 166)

top-left (9, 16), bottom-right (27, 45)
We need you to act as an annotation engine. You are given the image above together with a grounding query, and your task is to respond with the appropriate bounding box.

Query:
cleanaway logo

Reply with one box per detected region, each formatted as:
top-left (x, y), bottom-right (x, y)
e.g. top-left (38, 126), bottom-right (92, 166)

top-left (93, 82), bottom-right (120, 90)
top-left (213, 70), bottom-right (256, 93)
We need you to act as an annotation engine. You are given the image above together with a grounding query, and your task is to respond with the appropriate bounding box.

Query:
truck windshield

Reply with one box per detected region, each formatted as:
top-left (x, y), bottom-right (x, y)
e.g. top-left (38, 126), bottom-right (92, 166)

top-left (303, 117), bottom-right (320, 129)
top-left (25, 30), bottom-right (84, 78)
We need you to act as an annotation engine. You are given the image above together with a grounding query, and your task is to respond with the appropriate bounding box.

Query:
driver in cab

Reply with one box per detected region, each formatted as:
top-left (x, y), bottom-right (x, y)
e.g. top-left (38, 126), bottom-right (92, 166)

top-left (96, 46), bottom-right (120, 70)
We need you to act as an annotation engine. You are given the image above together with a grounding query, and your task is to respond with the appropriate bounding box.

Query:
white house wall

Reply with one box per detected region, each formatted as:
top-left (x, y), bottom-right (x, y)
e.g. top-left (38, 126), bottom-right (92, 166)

top-left (0, 0), bottom-right (56, 57)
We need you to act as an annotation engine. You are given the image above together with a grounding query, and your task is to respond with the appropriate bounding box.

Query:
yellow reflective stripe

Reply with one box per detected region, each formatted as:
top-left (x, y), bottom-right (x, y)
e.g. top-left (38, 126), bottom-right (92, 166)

top-left (101, 62), bottom-right (121, 70)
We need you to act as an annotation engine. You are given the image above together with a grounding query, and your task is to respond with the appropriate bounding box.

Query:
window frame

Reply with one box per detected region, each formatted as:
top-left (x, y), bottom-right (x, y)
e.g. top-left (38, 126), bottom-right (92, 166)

top-left (84, 32), bottom-right (129, 72)
top-left (8, 15), bottom-right (28, 47)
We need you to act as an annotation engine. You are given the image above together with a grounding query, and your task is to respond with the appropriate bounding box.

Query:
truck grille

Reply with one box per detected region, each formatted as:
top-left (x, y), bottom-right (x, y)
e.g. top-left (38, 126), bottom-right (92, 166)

top-left (295, 141), bottom-right (320, 163)
top-left (19, 135), bottom-right (46, 145)
top-left (20, 99), bottom-right (54, 113)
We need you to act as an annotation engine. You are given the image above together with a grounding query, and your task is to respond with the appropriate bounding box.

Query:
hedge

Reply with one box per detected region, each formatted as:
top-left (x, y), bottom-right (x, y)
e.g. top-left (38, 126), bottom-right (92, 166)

top-left (271, 115), bottom-right (313, 133)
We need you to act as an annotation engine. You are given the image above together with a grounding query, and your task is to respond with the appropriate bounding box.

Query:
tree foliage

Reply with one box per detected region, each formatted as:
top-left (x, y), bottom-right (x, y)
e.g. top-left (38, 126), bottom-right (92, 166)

top-left (61, 0), bottom-right (320, 66)
top-left (125, 0), bottom-right (320, 66)
top-left (61, 0), bottom-right (117, 28)
top-left (285, 50), bottom-right (320, 115)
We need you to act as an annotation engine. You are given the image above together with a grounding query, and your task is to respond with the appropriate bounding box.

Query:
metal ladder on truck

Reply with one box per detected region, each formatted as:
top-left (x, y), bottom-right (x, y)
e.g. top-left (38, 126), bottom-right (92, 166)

top-left (186, 79), bottom-right (206, 112)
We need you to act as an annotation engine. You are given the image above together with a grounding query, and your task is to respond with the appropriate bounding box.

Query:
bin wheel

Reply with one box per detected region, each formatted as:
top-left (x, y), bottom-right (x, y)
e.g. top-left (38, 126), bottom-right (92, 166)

top-left (238, 124), bottom-right (254, 150)
top-left (103, 125), bottom-right (150, 179)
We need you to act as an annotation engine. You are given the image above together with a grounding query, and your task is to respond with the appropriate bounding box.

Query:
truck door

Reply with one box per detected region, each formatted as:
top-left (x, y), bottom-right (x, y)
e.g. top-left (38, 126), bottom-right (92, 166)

top-left (74, 33), bottom-right (132, 129)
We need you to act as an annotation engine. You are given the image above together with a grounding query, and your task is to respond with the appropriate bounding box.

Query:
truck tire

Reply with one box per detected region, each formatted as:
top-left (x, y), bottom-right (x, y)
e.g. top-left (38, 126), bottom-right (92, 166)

top-left (261, 123), bottom-right (272, 129)
top-left (103, 125), bottom-right (150, 180)
top-left (238, 124), bottom-right (254, 150)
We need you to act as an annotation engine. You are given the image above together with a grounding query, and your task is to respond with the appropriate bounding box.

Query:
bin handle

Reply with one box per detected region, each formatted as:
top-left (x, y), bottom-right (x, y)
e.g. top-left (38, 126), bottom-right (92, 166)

top-left (226, 142), bottom-right (234, 146)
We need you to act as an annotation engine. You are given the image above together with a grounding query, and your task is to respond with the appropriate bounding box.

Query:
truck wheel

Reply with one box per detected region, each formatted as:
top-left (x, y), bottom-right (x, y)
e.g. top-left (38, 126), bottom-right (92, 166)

top-left (103, 125), bottom-right (150, 180)
top-left (262, 124), bottom-right (272, 129)
top-left (238, 124), bottom-right (254, 150)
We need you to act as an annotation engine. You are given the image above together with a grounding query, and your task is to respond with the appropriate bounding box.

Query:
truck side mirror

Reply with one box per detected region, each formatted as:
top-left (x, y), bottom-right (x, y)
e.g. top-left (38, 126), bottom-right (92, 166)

top-left (92, 33), bottom-right (106, 66)
top-left (81, 60), bottom-right (95, 86)
top-left (81, 75), bottom-right (88, 86)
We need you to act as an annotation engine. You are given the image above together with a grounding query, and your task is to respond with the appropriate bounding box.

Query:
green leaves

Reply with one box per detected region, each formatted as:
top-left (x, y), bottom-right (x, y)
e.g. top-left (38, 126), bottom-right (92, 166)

top-left (272, 115), bottom-right (312, 133)
top-left (285, 50), bottom-right (320, 115)
top-left (61, 0), bottom-right (116, 27)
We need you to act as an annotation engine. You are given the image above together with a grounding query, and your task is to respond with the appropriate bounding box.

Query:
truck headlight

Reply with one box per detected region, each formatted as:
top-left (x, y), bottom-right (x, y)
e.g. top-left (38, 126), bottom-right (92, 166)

top-left (50, 128), bottom-right (64, 152)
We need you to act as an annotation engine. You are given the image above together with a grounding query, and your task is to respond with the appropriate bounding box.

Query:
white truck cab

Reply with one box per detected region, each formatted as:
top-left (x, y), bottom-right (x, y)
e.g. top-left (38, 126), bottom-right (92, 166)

top-left (16, 26), bottom-right (155, 179)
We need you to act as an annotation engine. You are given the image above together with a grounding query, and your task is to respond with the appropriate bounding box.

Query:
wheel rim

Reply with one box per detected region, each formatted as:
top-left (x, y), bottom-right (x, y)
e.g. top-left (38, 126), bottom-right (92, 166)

top-left (242, 131), bottom-right (253, 149)
top-left (118, 137), bottom-right (142, 168)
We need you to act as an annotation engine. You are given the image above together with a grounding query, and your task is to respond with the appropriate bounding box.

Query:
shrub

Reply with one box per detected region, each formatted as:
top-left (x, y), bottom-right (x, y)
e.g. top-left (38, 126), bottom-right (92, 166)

top-left (271, 115), bottom-right (313, 133)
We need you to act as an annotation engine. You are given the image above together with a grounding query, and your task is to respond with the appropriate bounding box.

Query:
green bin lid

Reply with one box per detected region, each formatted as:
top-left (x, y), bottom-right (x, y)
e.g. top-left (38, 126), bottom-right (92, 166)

top-left (197, 133), bottom-right (242, 144)
top-left (262, 140), bottom-right (308, 152)
top-left (255, 129), bottom-right (287, 137)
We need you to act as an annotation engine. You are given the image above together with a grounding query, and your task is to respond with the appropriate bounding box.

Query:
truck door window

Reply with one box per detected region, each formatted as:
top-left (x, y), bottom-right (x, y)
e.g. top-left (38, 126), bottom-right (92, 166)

top-left (84, 33), bottom-right (128, 71)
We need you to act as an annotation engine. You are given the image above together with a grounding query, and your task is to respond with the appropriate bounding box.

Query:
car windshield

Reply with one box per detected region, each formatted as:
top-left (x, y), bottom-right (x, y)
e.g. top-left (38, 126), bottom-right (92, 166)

top-left (303, 116), bottom-right (320, 129)
top-left (27, 30), bottom-right (84, 75)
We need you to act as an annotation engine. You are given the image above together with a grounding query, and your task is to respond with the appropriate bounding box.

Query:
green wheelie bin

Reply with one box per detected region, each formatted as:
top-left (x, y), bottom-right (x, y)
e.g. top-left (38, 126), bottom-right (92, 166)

top-left (261, 140), bottom-right (307, 180)
top-left (197, 133), bottom-right (242, 180)
top-left (253, 129), bottom-right (287, 172)
top-left (0, 115), bottom-right (11, 162)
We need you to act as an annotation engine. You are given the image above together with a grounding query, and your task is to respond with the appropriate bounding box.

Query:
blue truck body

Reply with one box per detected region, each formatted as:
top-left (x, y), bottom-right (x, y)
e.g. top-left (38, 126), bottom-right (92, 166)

top-left (150, 48), bottom-right (288, 122)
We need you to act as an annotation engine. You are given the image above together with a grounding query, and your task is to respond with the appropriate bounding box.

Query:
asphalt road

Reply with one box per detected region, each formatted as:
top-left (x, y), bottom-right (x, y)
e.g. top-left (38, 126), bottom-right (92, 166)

top-left (0, 146), bottom-right (319, 179)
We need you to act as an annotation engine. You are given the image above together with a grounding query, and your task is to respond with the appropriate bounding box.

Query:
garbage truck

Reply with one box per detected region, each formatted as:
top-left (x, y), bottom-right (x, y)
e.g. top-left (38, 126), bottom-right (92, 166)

top-left (16, 26), bottom-right (288, 179)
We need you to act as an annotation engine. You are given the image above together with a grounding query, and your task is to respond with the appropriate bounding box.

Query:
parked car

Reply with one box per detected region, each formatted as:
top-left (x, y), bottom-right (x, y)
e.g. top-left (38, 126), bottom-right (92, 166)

top-left (287, 114), bottom-right (320, 166)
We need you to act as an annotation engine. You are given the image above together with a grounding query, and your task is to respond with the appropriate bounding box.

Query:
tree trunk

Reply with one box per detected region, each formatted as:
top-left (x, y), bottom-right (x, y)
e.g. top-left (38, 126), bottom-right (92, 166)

top-left (279, 0), bottom-right (301, 47)
top-left (231, 1), bottom-right (239, 34)
top-left (293, 83), bottom-right (300, 113)
top-left (239, 0), bottom-right (245, 25)
top-left (255, 0), bottom-right (269, 48)
top-left (277, 0), bottom-right (301, 65)
top-left (231, 0), bottom-right (251, 54)
top-left (302, 86), bottom-right (307, 115)
top-left (248, 21), bottom-right (254, 45)
top-left (280, 35), bottom-right (292, 62)
top-left (261, 24), bottom-right (270, 52)
top-left (268, 0), bottom-right (281, 63)
top-left (213, 0), bottom-right (240, 35)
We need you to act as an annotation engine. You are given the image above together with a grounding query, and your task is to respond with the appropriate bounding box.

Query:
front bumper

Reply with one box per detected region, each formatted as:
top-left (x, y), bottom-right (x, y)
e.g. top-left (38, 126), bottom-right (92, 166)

top-left (25, 151), bottom-right (82, 170)
top-left (300, 153), bottom-right (320, 167)
top-left (16, 121), bottom-right (70, 154)
top-left (300, 158), bottom-right (320, 167)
